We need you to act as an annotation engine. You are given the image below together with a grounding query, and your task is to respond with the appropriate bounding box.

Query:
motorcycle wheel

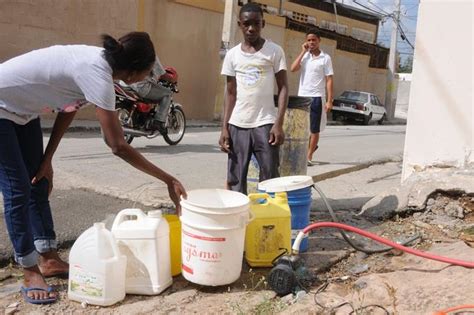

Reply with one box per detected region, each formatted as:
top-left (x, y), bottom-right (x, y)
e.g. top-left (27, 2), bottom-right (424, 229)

top-left (117, 108), bottom-right (135, 144)
top-left (125, 134), bottom-right (134, 144)
top-left (163, 105), bottom-right (186, 145)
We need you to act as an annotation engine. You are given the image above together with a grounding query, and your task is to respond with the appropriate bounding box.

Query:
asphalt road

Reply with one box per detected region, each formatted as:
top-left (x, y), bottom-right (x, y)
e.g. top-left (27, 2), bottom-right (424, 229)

top-left (0, 124), bottom-right (406, 264)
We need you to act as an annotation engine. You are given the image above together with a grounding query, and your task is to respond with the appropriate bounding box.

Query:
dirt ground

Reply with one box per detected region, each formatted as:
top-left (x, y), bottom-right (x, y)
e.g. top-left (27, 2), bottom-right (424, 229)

top-left (1, 192), bottom-right (473, 314)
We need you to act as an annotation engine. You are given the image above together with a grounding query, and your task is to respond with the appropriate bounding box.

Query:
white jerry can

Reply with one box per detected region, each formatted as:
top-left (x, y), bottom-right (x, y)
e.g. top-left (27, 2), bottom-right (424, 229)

top-left (112, 208), bottom-right (172, 295)
top-left (68, 223), bottom-right (126, 306)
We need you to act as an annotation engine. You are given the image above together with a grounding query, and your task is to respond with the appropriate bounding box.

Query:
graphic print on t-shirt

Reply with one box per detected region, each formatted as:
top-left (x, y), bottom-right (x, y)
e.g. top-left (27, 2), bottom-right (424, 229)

top-left (240, 64), bottom-right (264, 89)
top-left (41, 99), bottom-right (89, 114)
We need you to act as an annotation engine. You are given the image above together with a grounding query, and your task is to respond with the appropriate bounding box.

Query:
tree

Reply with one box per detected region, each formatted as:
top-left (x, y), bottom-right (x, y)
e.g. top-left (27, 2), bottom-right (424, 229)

top-left (398, 55), bottom-right (413, 73)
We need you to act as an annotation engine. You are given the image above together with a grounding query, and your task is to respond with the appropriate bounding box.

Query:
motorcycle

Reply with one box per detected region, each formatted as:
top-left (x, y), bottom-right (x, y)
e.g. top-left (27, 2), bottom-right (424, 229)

top-left (113, 67), bottom-right (186, 145)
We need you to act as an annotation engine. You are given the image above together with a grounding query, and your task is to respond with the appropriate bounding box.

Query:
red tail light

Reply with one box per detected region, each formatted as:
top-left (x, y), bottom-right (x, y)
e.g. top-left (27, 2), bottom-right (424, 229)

top-left (355, 103), bottom-right (365, 110)
top-left (161, 66), bottom-right (178, 83)
top-left (136, 102), bottom-right (152, 113)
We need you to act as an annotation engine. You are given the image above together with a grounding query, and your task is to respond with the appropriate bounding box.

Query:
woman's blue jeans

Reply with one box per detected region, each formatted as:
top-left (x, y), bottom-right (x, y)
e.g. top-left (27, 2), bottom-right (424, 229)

top-left (0, 118), bottom-right (57, 268)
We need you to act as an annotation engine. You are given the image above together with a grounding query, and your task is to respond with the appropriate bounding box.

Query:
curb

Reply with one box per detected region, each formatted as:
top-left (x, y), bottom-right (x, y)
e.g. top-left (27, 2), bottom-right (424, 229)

top-left (42, 120), bottom-right (406, 133)
top-left (41, 122), bottom-right (222, 133)
top-left (311, 157), bottom-right (402, 183)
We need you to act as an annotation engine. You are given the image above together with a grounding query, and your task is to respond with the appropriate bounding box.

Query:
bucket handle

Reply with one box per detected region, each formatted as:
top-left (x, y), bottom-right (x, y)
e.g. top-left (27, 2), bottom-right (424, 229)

top-left (241, 210), bottom-right (255, 227)
top-left (95, 223), bottom-right (122, 259)
top-left (106, 230), bottom-right (122, 259)
top-left (181, 211), bottom-right (254, 231)
top-left (112, 208), bottom-right (147, 229)
top-left (181, 201), bottom-right (250, 215)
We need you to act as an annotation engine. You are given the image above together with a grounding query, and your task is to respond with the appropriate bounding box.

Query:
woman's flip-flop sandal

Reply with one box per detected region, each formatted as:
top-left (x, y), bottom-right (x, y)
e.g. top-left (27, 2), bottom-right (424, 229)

top-left (21, 286), bottom-right (57, 305)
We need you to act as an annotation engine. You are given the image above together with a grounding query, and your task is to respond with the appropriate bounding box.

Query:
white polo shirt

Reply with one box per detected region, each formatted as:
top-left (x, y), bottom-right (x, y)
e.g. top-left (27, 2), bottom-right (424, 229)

top-left (297, 50), bottom-right (333, 98)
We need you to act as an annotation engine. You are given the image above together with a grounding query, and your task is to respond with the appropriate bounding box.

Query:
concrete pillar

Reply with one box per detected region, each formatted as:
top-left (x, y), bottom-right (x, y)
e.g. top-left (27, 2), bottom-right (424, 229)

top-left (401, 0), bottom-right (473, 181)
top-left (214, 0), bottom-right (238, 120)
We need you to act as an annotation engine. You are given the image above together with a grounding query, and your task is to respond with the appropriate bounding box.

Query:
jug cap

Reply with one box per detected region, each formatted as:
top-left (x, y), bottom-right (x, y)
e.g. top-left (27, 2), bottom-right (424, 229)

top-left (147, 210), bottom-right (163, 218)
top-left (258, 176), bottom-right (313, 193)
top-left (94, 222), bottom-right (106, 229)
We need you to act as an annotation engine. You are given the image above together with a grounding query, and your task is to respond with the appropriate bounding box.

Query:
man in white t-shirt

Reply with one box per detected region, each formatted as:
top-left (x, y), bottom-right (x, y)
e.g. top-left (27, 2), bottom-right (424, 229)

top-left (219, 2), bottom-right (288, 194)
top-left (290, 29), bottom-right (334, 166)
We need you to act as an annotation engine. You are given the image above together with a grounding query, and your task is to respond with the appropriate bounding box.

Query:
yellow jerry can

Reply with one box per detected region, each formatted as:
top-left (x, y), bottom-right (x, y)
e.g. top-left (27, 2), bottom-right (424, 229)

top-left (245, 192), bottom-right (291, 267)
top-left (163, 214), bottom-right (181, 276)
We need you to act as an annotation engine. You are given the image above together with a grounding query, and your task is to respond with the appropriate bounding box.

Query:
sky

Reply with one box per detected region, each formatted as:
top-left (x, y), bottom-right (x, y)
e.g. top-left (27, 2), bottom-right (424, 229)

top-left (337, 0), bottom-right (420, 64)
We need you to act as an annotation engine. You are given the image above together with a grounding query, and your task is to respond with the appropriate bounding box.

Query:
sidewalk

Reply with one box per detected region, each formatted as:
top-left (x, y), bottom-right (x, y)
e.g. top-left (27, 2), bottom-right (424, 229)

top-left (40, 117), bottom-right (406, 132)
top-left (40, 118), bottom-right (221, 132)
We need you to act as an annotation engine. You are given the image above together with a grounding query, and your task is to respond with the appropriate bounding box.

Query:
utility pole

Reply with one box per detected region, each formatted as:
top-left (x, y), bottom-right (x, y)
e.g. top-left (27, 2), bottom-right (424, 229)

top-left (214, 0), bottom-right (238, 120)
top-left (385, 0), bottom-right (401, 120)
top-left (222, 0), bottom-right (238, 53)
top-left (332, 1), bottom-right (340, 33)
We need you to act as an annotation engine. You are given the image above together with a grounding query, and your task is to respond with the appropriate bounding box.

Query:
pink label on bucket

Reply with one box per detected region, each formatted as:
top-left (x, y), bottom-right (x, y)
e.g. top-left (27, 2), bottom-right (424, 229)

top-left (182, 264), bottom-right (194, 274)
top-left (183, 230), bottom-right (226, 242)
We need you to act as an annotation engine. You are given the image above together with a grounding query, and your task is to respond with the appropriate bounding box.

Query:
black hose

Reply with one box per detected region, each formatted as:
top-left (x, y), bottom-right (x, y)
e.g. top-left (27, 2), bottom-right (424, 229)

top-left (312, 185), bottom-right (420, 254)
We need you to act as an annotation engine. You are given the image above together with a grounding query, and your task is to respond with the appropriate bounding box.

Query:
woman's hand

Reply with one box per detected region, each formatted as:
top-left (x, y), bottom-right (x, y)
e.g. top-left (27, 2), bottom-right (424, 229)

top-left (167, 178), bottom-right (187, 216)
top-left (32, 158), bottom-right (54, 196)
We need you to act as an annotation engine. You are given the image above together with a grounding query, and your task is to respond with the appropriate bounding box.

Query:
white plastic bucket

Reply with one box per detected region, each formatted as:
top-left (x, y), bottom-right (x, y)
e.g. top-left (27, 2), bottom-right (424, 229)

top-left (180, 189), bottom-right (251, 286)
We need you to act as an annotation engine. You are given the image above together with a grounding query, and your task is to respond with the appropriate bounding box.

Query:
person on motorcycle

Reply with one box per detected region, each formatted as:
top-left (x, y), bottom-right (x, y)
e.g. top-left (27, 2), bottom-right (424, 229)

top-left (130, 58), bottom-right (176, 133)
top-left (0, 32), bottom-right (187, 305)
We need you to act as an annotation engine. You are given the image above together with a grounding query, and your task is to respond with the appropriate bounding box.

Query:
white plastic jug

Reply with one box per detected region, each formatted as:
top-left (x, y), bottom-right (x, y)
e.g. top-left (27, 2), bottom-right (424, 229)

top-left (68, 222), bottom-right (126, 306)
top-left (111, 208), bottom-right (172, 295)
top-left (180, 189), bottom-right (252, 286)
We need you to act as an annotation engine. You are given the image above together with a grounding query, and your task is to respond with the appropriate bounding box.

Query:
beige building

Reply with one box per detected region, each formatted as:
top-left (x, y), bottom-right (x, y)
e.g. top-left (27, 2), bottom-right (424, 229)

top-left (0, 0), bottom-right (388, 121)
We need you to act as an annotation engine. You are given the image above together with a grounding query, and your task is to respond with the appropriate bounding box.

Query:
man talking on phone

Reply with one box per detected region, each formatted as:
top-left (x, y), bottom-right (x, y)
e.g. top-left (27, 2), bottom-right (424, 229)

top-left (290, 29), bottom-right (334, 166)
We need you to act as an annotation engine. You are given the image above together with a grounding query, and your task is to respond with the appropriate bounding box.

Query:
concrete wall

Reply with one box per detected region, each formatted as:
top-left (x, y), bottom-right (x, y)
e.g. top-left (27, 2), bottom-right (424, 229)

top-left (395, 75), bottom-right (411, 119)
top-left (0, 0), bottom-right (137, 60)
top-left (401, 0), bottom-right (473, 181)
top-left (0, 0), bottom-right (386, 120)
top-left (142, 0), bottom-right (224, 120)
top-left (0, 0), bottom-right (138, 119)
top-left (258, 0), bottom-right (378, 42)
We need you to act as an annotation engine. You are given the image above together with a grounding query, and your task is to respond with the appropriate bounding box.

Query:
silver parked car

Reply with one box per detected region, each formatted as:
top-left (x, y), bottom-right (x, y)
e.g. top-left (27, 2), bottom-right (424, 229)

top-left (332, 90), bottom-right (387, 125)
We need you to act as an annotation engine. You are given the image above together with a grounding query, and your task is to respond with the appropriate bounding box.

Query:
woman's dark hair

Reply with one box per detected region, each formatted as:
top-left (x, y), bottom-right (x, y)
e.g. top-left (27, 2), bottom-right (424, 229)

top-left (102, 32), bottom-right (155, 72)
top-left (306, 28), bottom-right (321, 38)
top-left (239, 2), bottom-right (264, 18)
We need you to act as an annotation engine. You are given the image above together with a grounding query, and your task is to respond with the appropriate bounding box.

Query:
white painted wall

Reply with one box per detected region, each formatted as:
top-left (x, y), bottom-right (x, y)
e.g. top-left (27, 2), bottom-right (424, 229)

top-left (395, 75), bottom-right (411, 120)
top-left (402, 0), bottom-right (473, 181)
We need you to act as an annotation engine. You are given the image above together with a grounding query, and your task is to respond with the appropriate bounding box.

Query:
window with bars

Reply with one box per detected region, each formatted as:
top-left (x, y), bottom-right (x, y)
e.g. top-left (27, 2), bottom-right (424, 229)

top-left (352, 27), bottom-right (375, 44)
top-left (320, 20), bottom-right (348, 35)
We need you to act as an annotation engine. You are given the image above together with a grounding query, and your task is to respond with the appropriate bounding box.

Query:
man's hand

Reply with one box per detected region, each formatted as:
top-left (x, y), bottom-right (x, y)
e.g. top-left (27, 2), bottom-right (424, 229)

top-left (32, 158), bottom-right (54, 196)
top-left (325, 101), bottom-right (333, 113)
top-left (219, 128), bottom-right (231, 153)
top-left (269, 124), bottom-right (285, 146)
top-left (167, 178), bottom-right (187, 216)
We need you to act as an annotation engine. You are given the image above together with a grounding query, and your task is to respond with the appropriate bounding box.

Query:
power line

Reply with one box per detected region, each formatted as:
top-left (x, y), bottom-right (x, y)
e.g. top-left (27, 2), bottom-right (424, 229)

top-left (397, 24), bottom-right (414, 49)
top-left (350, 1), bottom-right (416, 51)
top-left (367, 0), bottom-right (391, 15)
top-left (352, 0), bottom-right (391, 17)
top-left (403, 3), bottom-right (420, 11)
